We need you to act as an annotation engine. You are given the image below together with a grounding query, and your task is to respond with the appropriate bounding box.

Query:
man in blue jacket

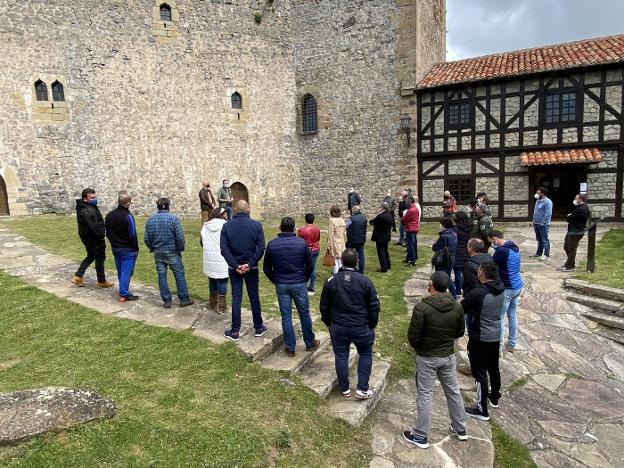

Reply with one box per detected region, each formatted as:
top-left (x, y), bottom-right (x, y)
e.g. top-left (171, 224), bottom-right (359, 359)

top-left (531, 186), bottom-right (553, 261)
top-left (220, 200), bottom-right (267, 341)
top-left (264, 217), bottom-right (320, 356)
top-left (489, 231), bottom-right (524, 354)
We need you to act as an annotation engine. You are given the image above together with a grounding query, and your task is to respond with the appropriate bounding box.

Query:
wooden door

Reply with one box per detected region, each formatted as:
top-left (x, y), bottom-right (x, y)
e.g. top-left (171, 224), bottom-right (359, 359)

top-left (0, 176), bottom-right (9, 216)
top-left (230, 182), bottom-right (249, 206)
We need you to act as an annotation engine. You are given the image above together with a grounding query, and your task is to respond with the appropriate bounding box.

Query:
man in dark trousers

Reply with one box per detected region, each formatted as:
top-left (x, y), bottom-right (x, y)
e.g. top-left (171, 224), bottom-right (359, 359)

top-left (461, 262), bottom-right (505, 421)
top-left (71, 188), bottom-right (114, 289)
top-left (347, 187), bottom-right (361, 215)
top-left (105, 191), bottom-right (139, 302)
top-left (558, 193), bottom-right (591, 272)
top-left (396, 190), bottom-right (408, 245)
top-left (462, 238), bottom-right (494, 296)
top-left (369, 202), bottom-right (395, 272)
top-left (346, 205), bottom-right (368, 274)
top-left (320, 249), bottom-right (380, 400)
top-left (199, 180), bottom-right (216, 223)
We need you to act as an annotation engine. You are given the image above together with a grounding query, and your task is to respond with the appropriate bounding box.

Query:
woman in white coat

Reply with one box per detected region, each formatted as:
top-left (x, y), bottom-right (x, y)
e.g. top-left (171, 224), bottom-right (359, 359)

top-left (201, 207), bottom-right (229, 313)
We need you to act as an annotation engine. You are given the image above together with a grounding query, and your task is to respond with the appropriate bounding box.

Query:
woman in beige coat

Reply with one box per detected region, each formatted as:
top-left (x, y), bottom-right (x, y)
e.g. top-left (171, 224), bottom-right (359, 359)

top-left (327, 205), bottom-right (346, 274)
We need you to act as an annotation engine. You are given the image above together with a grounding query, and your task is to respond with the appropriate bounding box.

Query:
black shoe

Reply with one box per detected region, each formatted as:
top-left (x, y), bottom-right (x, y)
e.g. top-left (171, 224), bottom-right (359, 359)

top-left (465, 405), bottom-right (490, 421)
top-left (395, 241), bottom-right (404, 246)
top-left (448, 424), bottom-right (468, 441)
top-left (488, 396), bottom-right (499, 408)
top-left (180, 300), bottom-right (196, 308)
top-left (164, 302), bottom-right (172, 309)
top-left (376, 268), bottom-right (387, 273)
top-left (122, 294), bottom-right (139, 301)
top-left (402, 431), bottom-right (429, 449)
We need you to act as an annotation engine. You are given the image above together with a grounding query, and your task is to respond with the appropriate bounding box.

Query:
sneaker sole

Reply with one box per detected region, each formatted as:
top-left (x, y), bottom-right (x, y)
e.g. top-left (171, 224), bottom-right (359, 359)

top-left (355, 392), bottom-right (373, 400)
top-left (254, 330), bottom-right (268, 337)
top-left (402, 433), bottom-right (429, 449)
top-left (448, 425), bottom-right (468, 441)
top-left (467, 413), bottom-right (490, 421)
top-left (71, 281), bottom-right (85, 287)
top-left (489, 402), bottom-right (499, 409)
top-left (224, 334), bottom-right (240, 342)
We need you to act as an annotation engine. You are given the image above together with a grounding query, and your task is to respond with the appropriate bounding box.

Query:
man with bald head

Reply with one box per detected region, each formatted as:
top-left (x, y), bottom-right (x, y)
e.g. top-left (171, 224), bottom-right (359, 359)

top-left (220, 200), bottom-right (267, 341)
top-left (105, 191), bottom-right (139, 302)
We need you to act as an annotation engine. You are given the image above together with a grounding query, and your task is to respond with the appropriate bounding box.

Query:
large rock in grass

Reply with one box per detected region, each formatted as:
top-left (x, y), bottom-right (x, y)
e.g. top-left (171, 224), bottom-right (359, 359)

top-left (0, 387), bottom-right (116, 445)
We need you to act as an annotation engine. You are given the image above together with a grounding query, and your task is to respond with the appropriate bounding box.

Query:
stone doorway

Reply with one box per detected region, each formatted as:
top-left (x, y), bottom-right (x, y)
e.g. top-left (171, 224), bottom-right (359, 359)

top-left (230, 182), bottom-right (249, 206)
top-left (530, 166), bottom-right (587, 219)
top-left (0, 175), bottom-right (9, 216)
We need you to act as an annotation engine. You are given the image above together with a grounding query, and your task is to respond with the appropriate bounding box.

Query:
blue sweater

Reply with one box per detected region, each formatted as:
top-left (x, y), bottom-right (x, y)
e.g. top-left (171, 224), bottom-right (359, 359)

top-left (492, 240), bottom-right (524, 290)
top-left (220, 212), bottom-right (265, 269)
top-left (533, 197), bottom-right (553, 225)
top-left (264, 233), bottom-right (312, 284)
top-left (432, 228), bottom-right (458, 261)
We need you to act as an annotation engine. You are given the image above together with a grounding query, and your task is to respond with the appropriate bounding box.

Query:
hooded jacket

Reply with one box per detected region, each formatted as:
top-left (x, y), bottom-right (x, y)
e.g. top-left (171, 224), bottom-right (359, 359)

top-left (75, 199), bottom-right (105, 246)
top-left (408, 292), bottom-right (465, 357)
top-left (432, 227), bottom-right (458, 262)
top-left (462, 252), bottom-right (495, 295)
top-left (461, 280), bottom-right (505, 342)
top-left (201, 218), bottom-right (229, 278)
top-left (453, 225), bottom-right (471, 269)
top-left (492, 240), bottom-right (524, 290)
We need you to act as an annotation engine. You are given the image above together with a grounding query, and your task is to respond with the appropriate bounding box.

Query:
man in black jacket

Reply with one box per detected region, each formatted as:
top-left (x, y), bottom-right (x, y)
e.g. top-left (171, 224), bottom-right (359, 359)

top-left (396, 190), bottom-right (408, 245)
top-left (558, 193), bottom-right (591, 272)
top-left (462, 238), bottom-right (494, 295)
top-left (105, 192), bottom-right (139, 302)
top-left (346, 205), bottom-right (368, 274)
top-left (369, 202), bottom-right (395, 272)
top-left (403, 272), bottom-right (467, 449)
top-left (320, 249), bottom-right (380, 400)
top-left (71, 188), bottom-right (113, 289)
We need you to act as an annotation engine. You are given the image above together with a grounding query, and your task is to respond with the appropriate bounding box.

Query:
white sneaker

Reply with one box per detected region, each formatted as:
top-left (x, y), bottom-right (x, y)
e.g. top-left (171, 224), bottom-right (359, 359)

top-left (540, 255), bottom-right (549, 262)
top-left (355, 389), bottom-right (374, 400)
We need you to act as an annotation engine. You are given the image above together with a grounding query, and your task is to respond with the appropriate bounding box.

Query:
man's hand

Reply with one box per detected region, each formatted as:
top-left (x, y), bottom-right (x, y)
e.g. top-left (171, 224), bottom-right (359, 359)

top-left (236, 264), bottom-right (250, 274)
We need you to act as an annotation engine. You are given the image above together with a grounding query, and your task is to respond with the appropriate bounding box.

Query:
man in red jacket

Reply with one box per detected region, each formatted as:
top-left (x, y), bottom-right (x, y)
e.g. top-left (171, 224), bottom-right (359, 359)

top-left (401, 195), bottom-right (420, 266)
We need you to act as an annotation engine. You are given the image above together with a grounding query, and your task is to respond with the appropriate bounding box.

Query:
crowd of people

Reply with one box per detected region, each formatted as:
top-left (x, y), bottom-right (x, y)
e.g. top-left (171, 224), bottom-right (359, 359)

top-left (70, 182), bottom-right (592, 448)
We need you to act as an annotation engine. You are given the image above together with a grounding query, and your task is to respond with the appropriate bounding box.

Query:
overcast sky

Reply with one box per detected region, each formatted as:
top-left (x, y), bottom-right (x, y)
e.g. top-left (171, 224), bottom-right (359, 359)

top-left (446, 0), bottom-right (624, 61)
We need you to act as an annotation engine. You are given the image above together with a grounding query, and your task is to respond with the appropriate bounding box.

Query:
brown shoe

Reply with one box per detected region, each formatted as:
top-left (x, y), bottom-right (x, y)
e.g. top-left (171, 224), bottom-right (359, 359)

top-left (216, 295), bottom-right (227, 314)
top-left (96, 280), bottom-right (114, 289)
top-left (180, 299), bottom-right (195, 308)
top-left (71, 276), bottom-right (85, 287)
top-left (208, 291), bottom-right (218, 310)
top-left (457, 365), bottom-right (472, 376)
top-left (285, 348), bottom-right (296, 357)
top-left (306, 339), bottom-right (321, 352)
top-left (505, 343), bottom-right (515, 353)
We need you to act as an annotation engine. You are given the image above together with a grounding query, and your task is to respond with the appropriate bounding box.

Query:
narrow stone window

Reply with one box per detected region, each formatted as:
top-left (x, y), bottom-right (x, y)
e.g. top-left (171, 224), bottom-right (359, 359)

top-left (52, 81), bottom-right (65, 102)
top-left (302, 94), bottom-right (318, 134)
top-left (231, 92), bottom-right (242, 110)
top-left (35, 80), bottom-right (48, 101)
top-left (160, 3), bottom-right (172, 22)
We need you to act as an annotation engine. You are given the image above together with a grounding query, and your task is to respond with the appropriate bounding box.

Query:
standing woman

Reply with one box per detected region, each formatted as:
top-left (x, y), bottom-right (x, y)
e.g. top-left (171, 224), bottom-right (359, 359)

top-left (327, 205), bottom-right (346, 274)
top-left (452, 211), bottom-right (471, 297)
top-left (201, 207), bottom-right (230, 313)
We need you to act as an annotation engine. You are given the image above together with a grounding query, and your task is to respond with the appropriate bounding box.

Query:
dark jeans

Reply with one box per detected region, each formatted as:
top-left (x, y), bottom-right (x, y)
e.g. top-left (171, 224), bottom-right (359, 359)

top-left (533, 223), bottom-right (551, 257)
top-left (347, 242), bottom-right (365, 274)
top-left (405, 232), bottom-right (417, 264)
top-left (113, 248), bottom-right (137, 297)
top-left (76, 242), bottom-right (107, 282)
top-left (564, 233), bottom-right (584, 269)
top-left (154, 251), bottom-right (190, 304)
top-left (467, 338), bottom-right (501, 416)
top-left (453, 267), bottom-right (463, 296)
top-left (224, 205), bottom-right (233, 220)
top-left (330, 324), bottom-right (375, 392)
top-left (398, 222), bottom-right (405, 243)
top-left (376, 241), bottom-right (391, 271)
top-left (229, 268), bottom-right (263, 332)
top-left (276, 282), bottom-right (316, 351)
top-left (308, 250), bottom-right (320, 291)
top-left (434, 266), bottom-right (457, 298)
top-left (209, 277), bottom-right (228, 296)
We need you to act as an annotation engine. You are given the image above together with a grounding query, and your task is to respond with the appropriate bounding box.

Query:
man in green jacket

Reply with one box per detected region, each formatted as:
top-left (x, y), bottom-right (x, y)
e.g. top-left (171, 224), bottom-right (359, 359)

top-left (403, 272), bottom-right (467, 449)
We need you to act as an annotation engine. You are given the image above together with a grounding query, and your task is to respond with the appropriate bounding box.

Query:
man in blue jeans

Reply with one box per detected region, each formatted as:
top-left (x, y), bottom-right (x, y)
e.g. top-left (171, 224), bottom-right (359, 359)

top-left (320, 249), bottom-right (380, 399)
top-left (144, 198), bottom-right (194, 309)
top-left (531, 186), bottom-right (553, 261)
top-left (264, 217), bottom-right (320, 356)
top-left (220, 200), bottom-right (267, 341)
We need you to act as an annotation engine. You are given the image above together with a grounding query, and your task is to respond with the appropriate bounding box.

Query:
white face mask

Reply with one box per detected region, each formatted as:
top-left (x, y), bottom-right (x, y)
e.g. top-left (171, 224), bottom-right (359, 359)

top-left (573, 199), bottom-right (579, 206)
top-left (534, 193), bottom-right (540, 199)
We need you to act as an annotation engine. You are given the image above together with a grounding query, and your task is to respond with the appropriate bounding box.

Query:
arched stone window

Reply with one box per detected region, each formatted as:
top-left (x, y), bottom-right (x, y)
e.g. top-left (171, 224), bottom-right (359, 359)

top-left (302, 94), bottom-right (318, 134)
top-left (35, 80), bottom-right (48, 101)
top-left (160, 3), bottom-right (172, 22)
top-left (231, 92), bottom-right (242, 110)
top-left (52, 81), bottom-right (65, 102)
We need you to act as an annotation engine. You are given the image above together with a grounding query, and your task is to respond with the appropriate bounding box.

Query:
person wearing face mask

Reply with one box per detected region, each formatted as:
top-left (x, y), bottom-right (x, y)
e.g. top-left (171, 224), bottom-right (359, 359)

top-left (442, 191), bottom-right (457, 218)
top-left (71, 188), bottom-right (114, 289)
top-left (217, 179), bottom-right (233, 221)
top-left (558, 194), bottom-right (590, 272)
top-left (530, 187), bottom-right (553, 261)
top-left (401, 195), bottom-right (420, 267)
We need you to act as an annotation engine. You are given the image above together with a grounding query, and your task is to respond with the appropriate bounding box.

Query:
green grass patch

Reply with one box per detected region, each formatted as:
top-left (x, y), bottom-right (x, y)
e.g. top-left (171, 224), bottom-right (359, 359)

top-left (507, 377), bottom-right (529, 393)
top-left (575, 228), bottom-right (624, 289)
top-left (492, 422), bottom-right (537, 468)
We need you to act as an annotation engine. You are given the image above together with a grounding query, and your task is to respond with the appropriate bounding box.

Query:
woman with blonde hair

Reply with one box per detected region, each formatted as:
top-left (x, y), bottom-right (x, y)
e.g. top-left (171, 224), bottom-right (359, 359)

top-left (327, 205), bottom-right (346, 274)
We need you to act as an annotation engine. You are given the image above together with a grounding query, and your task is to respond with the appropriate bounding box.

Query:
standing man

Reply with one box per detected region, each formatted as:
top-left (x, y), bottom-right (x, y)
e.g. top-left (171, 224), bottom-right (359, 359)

top-left (105, 192), bottom-right (139, 302)
top-left (369, 202), bottom-right (394, 273)
top-left (461, 262), bottom-right (505, 421)
top-left (220, 200), bottom-right (267, 341)
top-left (558, 193), bottom-right (590, 272)
top-left (346, 205), bottom-right (368, 274)
top-left (396, 190), bottom-right (408, 246)
top-left (144, 198), bottom-right (194, 309)
top-left (489, 231), bottom-right (524, 354)
top-left (347, 187), bottom-right (361, 215)
top-left (401, 195), bottom-right (420, 267)
top-left (470, 204), bottom-right (494, 251)
top-left (199, 180), bottom-right (216, 223)
top-left (264, 217), bottom-right (320, 356)
top-left (71, 188), bottom-right (114, 289)
top-left (462, 238), bottom-right (494, 296)
top-left (321, 249), bottom-right (380, 399)
top-left (383, 190), bottom-right (397, 228)
top-left (297, 213), bottom-right (321, 294)
top-left (531, 187), bottom-right (553, 261)
top-left (217, 179), bottom-right (234, 221)
top-left (403, 272), bottom-right (467, 449)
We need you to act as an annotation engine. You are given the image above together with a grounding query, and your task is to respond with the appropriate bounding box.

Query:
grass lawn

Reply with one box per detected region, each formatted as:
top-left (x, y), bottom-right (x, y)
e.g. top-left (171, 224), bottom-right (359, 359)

top-left (575, 228), bottom-right (624, 289)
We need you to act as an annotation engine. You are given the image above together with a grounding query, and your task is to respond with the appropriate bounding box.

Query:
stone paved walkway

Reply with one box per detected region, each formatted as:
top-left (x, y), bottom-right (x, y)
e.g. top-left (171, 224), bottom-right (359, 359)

top-left (372, 223), bottom-right (624, 467)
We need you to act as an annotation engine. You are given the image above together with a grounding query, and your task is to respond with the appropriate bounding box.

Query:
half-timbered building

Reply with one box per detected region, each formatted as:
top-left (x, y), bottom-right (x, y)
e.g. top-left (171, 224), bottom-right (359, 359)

top-left (415, 34), bottom-right (624, 221)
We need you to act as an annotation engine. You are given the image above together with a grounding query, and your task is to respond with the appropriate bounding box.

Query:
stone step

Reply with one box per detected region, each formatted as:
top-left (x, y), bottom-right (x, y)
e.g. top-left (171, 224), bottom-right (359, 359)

top-left (594, 325), bottom-right (624, 345)
top-left (260, 331), bottom-right (330, 374)
top-left (325, 359), bottom-right (391, 426)
top-left (567, 292), bottom-right (624, 317)
top-left (565, 279), bottom-right (624, 303)
top-left (238, 318), bottom-right (289, 362)
top-left (298, 345), bottom-right (359, 399)
top-left (581, 310), bottom-right (624, 331)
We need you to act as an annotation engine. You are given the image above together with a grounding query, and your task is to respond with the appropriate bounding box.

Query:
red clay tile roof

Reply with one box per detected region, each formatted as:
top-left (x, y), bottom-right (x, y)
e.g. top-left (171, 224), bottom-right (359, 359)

top-left (417, 34), bottom-right (624, 89)
top-left (520, 149), bottom-right (602, 167)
